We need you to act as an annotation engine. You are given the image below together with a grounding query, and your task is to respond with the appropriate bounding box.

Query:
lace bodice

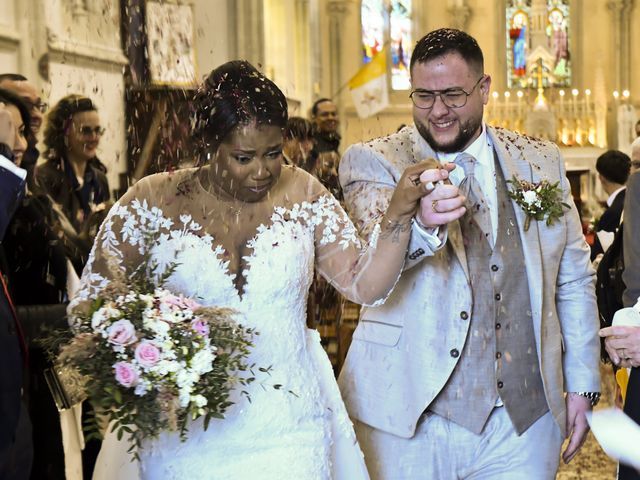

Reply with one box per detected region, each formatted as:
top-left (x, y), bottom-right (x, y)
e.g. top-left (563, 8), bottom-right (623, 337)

top-left (72, 166), bottom-right (407, 315)
top-left (75, 166), bottom-right (406, 479)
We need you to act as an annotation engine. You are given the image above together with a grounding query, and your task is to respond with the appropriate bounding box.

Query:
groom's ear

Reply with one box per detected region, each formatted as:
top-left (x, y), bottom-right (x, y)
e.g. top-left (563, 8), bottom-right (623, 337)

top-left (480, 75), bottom-right (492, 105)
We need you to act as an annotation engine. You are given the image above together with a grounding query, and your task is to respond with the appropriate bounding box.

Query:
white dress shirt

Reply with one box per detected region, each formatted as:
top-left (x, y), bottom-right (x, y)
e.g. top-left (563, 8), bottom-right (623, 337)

top-left (607, 186), bottom-right (626, 207)
top-left (437, 124), bottom-right (498, 245)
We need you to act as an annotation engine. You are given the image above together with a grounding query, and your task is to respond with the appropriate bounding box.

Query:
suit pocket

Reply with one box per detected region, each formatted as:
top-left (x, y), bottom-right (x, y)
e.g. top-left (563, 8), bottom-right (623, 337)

top-left (352, 319), bottom-right (402, 347)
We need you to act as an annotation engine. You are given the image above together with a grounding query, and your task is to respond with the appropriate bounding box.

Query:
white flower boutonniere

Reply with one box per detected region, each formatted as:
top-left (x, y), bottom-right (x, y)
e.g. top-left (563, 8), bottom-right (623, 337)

top-left (507, 176), bottom-right (570, 231)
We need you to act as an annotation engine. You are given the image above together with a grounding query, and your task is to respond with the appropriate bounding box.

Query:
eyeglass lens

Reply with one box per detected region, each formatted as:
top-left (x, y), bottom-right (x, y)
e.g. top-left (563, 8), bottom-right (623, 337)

top-left (80, 126), bottom-right (105, 136)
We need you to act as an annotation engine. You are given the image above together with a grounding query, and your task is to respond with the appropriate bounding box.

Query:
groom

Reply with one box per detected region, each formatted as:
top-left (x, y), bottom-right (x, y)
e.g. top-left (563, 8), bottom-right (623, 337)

top-left (338, 28), bottom-right (600, 479)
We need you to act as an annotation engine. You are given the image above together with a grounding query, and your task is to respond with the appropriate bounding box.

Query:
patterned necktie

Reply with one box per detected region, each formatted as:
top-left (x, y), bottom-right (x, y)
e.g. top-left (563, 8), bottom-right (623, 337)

top-left (455, 152), bottom-right (493, 246)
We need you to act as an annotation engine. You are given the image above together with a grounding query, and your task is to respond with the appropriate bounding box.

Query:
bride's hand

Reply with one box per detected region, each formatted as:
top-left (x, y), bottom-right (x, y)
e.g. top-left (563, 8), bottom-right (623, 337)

top-left (384, 159), bottom-right (458, 225)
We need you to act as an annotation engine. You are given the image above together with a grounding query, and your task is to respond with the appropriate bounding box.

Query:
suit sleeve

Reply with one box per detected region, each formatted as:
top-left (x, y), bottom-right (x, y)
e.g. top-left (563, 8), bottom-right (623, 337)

top-left (0, 154), bottom-right (26, 240)
top-left (623, 172), bottom-right (640, 307)
top-left (338, 143), bottom-right (444, 270)
top-left (553, 146), bottom-right (600, 392)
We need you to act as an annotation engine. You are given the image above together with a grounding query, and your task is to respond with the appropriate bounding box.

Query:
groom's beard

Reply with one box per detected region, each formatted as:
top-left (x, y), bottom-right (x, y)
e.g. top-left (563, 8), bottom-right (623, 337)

top-left (415, 114), bottom-right (483, 154)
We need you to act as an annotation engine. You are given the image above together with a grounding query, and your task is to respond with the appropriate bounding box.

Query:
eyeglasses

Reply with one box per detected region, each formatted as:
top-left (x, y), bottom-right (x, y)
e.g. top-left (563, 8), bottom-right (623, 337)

top-left (632, 160), bottom-right (640, 170)
top-left (410, 75), bottom-right (486, 110)
top-left (79, 126), bottom-right (105, 137)
top-left (23, 100), bottom-right (48, 113)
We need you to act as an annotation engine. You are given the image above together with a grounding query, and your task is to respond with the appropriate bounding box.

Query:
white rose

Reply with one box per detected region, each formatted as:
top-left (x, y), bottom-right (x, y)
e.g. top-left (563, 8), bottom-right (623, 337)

top-left (152, 359), bottom-right (180, 376)
top-left (522, 190), bottom-right (539, 206)
top-left (134, 379), bottom-right (152, 396)
top-left (176, 369), bottom-right (198, 390)
top-left (179, 389), bottom-right (191, 408)
top-left (191, 394), bottom-right (207, 408)
top-left (191, 349), bottom-right (215, 375)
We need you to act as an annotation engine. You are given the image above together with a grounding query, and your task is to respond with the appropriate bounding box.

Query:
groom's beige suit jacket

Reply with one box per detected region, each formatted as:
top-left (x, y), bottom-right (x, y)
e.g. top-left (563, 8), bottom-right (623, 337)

top-left (337, 125), bottom-right (600, 439)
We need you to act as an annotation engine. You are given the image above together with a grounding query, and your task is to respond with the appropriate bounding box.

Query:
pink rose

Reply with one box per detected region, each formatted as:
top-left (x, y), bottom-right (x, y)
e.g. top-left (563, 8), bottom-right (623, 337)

top-left (190, 319), bottom-right (210, 337)
top-left (114, 362), bottom-right (138, 388)
top-left (107, 319), bottom-right (137, 346)
top-left (163, 293), bottom-right (201, 312)
top-left (135, 341), bottom-right (161, 368)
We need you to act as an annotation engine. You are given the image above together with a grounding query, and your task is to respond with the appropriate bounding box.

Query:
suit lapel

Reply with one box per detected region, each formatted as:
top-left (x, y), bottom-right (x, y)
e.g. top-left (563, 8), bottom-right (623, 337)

top-left (410, 128), bottom-right (470, 281)
top-left (489, 127), bottom-right (544, 338)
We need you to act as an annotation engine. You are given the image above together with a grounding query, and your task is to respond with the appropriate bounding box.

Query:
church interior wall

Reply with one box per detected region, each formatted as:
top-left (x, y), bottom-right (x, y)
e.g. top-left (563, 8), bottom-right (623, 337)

top-left (1, 0), bottom-right (639, 197)
top-left (192, 0), bottom-right (231, 81)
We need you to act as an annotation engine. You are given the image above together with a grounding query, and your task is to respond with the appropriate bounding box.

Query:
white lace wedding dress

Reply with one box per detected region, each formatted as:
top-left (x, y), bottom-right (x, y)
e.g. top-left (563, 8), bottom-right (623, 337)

top-left (72, 166), bottom-right (404, 479)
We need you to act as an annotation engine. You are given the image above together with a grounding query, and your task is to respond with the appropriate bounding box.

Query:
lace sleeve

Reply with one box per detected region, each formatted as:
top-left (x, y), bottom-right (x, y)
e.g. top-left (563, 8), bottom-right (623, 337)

top-left (67, 176), bottom-right (171, 322)
top-left (311, 192), bottom-right (410, 307)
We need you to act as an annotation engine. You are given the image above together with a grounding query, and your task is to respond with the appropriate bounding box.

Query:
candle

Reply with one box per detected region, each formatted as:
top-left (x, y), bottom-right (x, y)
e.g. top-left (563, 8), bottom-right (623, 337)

top-left (516, 90), bottom-right (523, 117)
top-left (622, 90), bottom-right (630, 104)
top-left (571, 88), bottom-right (579, 115)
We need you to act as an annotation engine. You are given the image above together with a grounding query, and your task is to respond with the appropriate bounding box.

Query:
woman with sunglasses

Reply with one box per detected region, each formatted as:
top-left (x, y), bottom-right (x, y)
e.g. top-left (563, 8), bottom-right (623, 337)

top-left (36, 95), bottom-right (110, 274)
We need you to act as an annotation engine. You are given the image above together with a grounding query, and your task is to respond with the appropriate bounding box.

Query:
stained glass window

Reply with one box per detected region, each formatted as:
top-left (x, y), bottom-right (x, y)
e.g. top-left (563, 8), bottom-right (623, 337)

top-left (505, 0), bottom-right (571, 88)
top-left (390, 0), bottom-right (412, 90)
top-left (546, 0), bottom-right (571, 87)
top-left (361, 0), bottom-right (384, 64)
top-left (361, 0), bottom-right (412, 91)
top-left (506, 1), bottom-right (531, 89)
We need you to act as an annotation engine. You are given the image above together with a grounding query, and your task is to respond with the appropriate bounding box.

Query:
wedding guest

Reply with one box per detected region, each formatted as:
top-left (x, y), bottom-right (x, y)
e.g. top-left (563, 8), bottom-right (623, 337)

top-left (311, 98), bottom-right (340, 155)
top-left (74, 60), bottom-right (444, 479)
top-left (631, 137), bottom-right (640, 173)
top-left (311, 99), bottom-right (342, 201)
top-left (338, 28), bottom-right (600, 479)
top-left (591, 150), bottom-right (630, 260)
top-left (600, 169), bottom-right (640, 480)
top-left (36, 94), bottom-right (110, 274)
top-left (0, 87), bottom-right (72, 479)
top-left (0, 74), bottom-right (46, 189)
top-left (282, 116), bottom-right (316, 172)
top-left (0, 91), bottom-right (32, 480)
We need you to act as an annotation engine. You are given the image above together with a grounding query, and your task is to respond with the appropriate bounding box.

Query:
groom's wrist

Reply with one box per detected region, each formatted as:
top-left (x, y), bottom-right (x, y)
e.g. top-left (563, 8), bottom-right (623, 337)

top-left (574, 391), bottom-right (601, 407)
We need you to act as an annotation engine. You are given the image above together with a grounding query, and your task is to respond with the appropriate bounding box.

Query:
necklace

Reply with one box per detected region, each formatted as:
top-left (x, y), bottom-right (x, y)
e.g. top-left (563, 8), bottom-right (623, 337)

top-left (198, 168), bottom-right (245, 222)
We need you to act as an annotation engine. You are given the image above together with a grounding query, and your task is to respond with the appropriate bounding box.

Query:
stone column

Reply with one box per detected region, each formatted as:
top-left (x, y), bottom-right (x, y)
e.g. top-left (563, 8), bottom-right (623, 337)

top-left (326, 0), bottom-right (350, 98)
top-left (231, 0), bottom-right (265, 67)
top-left (295, 0), bottom-right (312, 112)
top-left (447, 1), bottom-right (471, 31)
top-left (529, 0), bottom-right (549, 53)
top-left (607, 0), bottom-right (635, 91)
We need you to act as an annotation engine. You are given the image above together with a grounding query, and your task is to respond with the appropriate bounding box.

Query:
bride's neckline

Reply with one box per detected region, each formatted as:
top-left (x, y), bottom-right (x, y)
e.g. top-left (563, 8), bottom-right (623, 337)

top-left (192, 166), bottom-right (299, 215)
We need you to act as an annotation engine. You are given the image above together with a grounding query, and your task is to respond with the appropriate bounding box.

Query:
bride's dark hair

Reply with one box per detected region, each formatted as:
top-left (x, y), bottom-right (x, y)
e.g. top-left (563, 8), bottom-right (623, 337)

top-left (192, 60), bottom-right (288, 155)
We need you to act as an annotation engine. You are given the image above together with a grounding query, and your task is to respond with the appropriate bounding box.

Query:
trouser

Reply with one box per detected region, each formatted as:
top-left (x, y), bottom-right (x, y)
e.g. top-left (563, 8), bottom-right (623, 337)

top-left (0, 402), bottom-right (32, 480)
top-left (355, 407), bottom-right (562, 480)
top-left (619, 367), bottom-right (640, 480)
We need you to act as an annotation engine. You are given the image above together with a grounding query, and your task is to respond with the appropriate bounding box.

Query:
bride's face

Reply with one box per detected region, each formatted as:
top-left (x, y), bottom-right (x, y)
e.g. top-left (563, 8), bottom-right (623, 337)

top-left (210, 123), bottom-right (284, 202)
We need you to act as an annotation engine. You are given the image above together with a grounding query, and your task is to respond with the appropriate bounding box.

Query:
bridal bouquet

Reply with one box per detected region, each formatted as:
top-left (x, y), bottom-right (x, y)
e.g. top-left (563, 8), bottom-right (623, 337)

top-left (52, 254), bottom-right (257, 457)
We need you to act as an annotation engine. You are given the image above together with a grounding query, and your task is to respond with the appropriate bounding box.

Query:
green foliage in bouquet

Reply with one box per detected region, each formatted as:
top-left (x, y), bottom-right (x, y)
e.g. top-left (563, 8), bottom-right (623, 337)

top-left (48, 237), bottom-right (259, 459)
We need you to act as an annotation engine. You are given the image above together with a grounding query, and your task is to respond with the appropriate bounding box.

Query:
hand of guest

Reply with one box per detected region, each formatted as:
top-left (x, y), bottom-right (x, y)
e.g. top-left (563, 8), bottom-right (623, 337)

top-left (599, 325), bottom-right (640, 367)
top-left (562, 392), bottom-right (592, 464)
top-left (385, 160), bottom-right (460, 225)
top-left (413, 160), bottom-right (466, 228)
top-left (0, 102), bottom-right (16, 149)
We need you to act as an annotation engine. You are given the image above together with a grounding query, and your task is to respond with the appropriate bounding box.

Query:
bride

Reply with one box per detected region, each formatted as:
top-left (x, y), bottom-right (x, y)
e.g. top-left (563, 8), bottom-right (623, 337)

top-left (71, 60), bottom-right (440, 479)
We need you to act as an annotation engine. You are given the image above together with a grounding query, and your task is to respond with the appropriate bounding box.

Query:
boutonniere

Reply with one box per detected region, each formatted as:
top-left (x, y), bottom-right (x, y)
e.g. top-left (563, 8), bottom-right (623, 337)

top-left (507, 176), bottom-right (570, 231)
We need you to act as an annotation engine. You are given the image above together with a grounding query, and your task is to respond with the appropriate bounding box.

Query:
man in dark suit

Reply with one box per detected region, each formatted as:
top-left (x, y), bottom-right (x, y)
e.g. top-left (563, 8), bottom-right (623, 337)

top-left (600, 169), bottom-right (640, 479)
top-left (591, 150), bottom-right (631, 260)
top-left (0, 98), bottom-right (32, 480)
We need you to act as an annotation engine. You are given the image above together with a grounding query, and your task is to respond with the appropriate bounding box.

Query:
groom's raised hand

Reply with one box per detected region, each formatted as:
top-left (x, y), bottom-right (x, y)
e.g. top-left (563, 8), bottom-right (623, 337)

top-left (414, 160), bottom-right (466, 228)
